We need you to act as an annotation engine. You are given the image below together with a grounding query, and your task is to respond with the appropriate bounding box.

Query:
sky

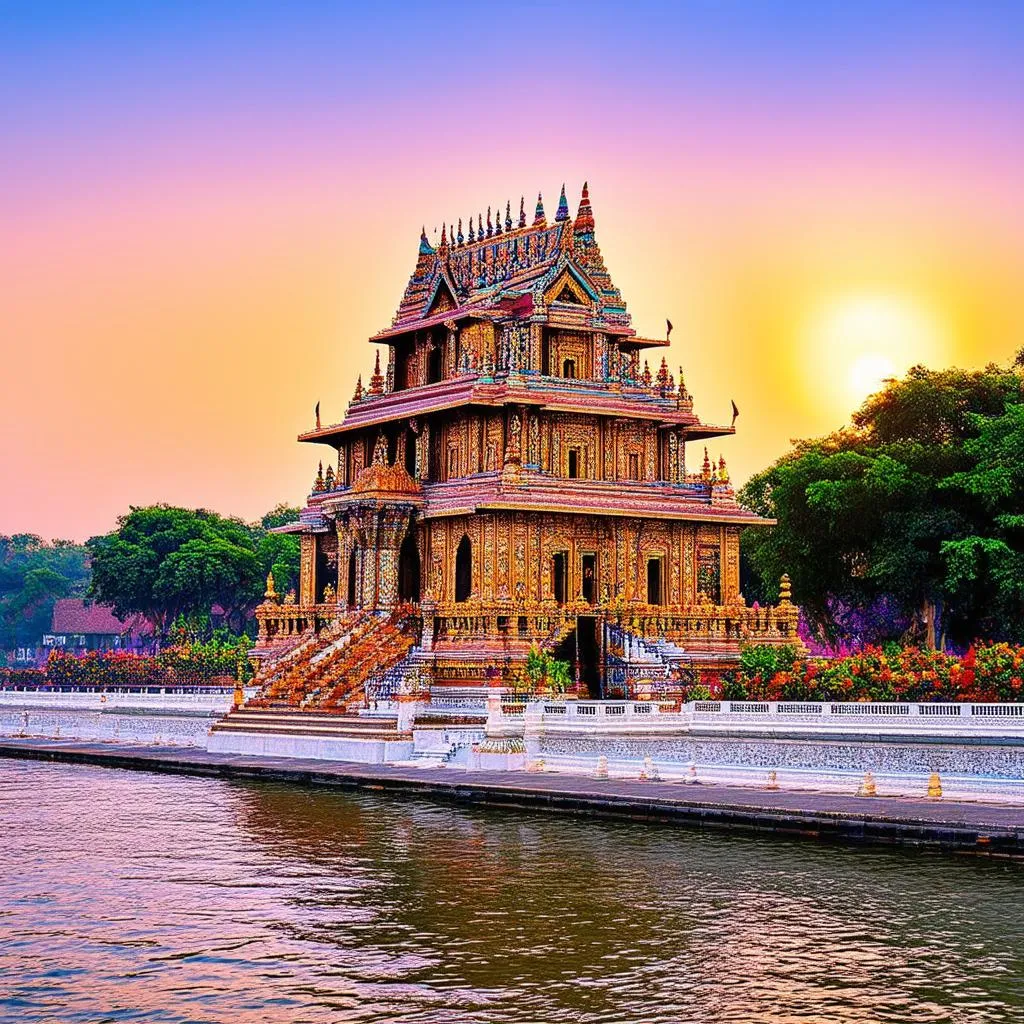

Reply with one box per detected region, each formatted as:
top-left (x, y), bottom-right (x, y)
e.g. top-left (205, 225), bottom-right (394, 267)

top-left (2, 0), bottom-right (1023, 541)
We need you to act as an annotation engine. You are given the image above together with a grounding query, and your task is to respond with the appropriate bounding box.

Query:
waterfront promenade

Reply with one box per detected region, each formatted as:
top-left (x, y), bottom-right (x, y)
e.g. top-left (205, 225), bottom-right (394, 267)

top-left (2, 736), bottom-right (1022, 856)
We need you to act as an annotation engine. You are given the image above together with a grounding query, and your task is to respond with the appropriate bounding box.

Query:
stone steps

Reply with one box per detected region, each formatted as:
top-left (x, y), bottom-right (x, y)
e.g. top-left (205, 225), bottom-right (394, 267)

top-left (211, 709), bottom-right (405, 739)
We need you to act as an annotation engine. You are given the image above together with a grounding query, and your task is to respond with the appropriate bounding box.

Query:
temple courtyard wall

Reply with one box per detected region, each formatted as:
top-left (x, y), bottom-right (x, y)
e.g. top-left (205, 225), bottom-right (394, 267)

top-left (0, 688), bottom-right (252, 748)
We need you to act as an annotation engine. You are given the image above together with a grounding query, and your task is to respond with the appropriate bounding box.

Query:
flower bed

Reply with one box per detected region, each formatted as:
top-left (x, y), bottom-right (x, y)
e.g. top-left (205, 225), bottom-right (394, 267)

top-left (732, 642), bottom-right (1024, 703)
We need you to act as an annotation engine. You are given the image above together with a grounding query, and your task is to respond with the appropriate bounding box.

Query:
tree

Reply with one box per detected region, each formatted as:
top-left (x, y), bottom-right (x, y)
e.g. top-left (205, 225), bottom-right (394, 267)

top-left (741, 364), bottom-right (1024, 648)
top-left (87, 504), bottom-right (302, 639)
top-left (0, 535), bottom-right (90, 650)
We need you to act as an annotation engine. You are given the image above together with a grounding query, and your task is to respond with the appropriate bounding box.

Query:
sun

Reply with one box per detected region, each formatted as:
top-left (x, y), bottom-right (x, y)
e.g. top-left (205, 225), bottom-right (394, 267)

top-left (803, 295), bottom-right (948, 411)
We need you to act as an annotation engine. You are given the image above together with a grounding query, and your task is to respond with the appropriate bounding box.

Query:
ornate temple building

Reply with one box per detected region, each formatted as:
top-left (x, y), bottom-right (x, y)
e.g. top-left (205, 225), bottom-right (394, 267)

top-left (248, 184), bottom-right (799, 716)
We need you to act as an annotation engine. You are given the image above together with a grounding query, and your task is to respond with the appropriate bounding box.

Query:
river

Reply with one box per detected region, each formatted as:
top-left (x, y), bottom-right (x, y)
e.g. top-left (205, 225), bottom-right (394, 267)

top-left (2, 758), bottom-right (1023, 1023)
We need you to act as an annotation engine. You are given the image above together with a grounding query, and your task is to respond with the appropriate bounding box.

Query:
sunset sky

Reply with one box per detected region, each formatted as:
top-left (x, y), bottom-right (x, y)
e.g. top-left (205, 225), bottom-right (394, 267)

top-left (2, 1), bottom-right (1023, 541)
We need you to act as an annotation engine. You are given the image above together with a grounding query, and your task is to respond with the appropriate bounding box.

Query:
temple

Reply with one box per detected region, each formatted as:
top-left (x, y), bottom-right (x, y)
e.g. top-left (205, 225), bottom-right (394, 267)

top-left (245, 183), bottom-right (799, 721)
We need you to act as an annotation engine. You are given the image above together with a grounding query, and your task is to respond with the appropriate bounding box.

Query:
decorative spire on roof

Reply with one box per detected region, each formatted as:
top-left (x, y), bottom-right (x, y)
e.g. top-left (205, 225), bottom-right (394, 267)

top-left (555, 183), bottom-right (569, 222)
top-left (486, 207), bottom-right (493, 238)
top-left (369, 350), bottom-right (385, 396)
top-left (468, 216), bottom-right (475, 243)
top-left (353, 374), bottom-right (363, 402)
top-left (324, 464), bottom-right (335, 490)
top-left (518, 196), bottom-right (526, 228)
top-left (642, 360), bottom-right (652, 387)
top-left (657, 356), bottom-right (671, 390)
top-left (439, 222), bottom-right (448, 252)
top-left (504, 200), bottom-right (512, 232)
top-left (574, 180), bottom-right (594, 234)
top-left (456, 217), bottom-right (464, 246)
top-left (701, 447), bottom-right (712, 482)
top-left (494, 204), bottom-right (502, 235)
top-left (478, 213), bottom-right (484, 240)
top-left (314, 461), bottom-right (325, 492)
top-left (718, 455), bottom-right (729, 484)
top-left (418, 226), bottom-right (434, 255)
top-left (534, 192), bottom-right (546, 227)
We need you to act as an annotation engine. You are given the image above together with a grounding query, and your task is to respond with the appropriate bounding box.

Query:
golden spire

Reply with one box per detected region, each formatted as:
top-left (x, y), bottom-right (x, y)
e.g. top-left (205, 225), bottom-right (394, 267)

top-left (264, 571), bottom-right (278, 601)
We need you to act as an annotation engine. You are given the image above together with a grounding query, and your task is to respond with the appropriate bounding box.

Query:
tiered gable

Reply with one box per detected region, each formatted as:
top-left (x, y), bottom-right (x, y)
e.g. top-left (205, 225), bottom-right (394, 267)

top-left (378, 183), bottom-right (631, 341)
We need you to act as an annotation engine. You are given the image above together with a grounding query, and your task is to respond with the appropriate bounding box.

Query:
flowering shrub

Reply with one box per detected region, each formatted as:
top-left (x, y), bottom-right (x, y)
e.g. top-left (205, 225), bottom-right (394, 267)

top-left (0, 667), bottom-right (46, 688)
top-left (736, 642), bottom-right (1024, 703)
top-left (43, 637), bottom-right (253, 689)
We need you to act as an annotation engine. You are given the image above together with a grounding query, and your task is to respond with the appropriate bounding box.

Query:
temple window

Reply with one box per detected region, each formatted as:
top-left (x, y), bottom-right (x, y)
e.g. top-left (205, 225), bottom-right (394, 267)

top-left (568, 449), bottom-right (580, 479)
top-left (563, 358), bottom-right (576, 379)
top-left (447, 446), bottom-right (459, 479)
top-left (552, 551), bottom-right (568, 605)
top-left (628, 453), bottom-right (640, 480)
top-left (455, 535), bottom-right (472, 602)
top-left (582, 553), bottom-right (596, 604)
top-left (647, 557), bottom-right (664, 606)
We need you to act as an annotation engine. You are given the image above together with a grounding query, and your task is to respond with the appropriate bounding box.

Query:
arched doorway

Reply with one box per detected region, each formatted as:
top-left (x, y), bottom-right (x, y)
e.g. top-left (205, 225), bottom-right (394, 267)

top-left (455, 534), bottom-right (472, 603)
top-left (347, 548), bottom-right (358, 607)
top-left (398, 533), bottom-right (420, 603)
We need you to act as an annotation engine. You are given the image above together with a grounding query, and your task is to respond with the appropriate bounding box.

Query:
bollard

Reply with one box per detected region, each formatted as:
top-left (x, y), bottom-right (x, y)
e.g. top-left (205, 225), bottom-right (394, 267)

top-left (593, 755), bottom-right (609, 779)
top-left (856, 771), bottom-right (877, 797)
top-left (684, 761), bottom-right (698, 785)
top-left (639, 756), bottom-right (660, 782)
top-left (765, 770), bottom-right (779, 791)
top-left (526, 758), bottom-right (545, 774)
top-left (927, 772), bottom-right (943, 800)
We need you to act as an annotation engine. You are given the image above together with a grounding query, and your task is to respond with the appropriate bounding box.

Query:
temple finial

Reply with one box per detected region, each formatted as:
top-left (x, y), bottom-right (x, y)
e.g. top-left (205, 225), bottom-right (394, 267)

top-left (574, 180), bottom-right (594, 234)
top-left (505, 200), bottom-right (512, 232)
top-left (264, 571), bottom-right (277, 601)
top-left (555, 183), bottom-right (569, 221)
top-left (369, 349), bottom-right (384, 395)
top-left (478, 213), bottom-right (484, 239)
top-left (702, 447), bottom-right (712, 481)
top-left (534, 192), bottom-right (546, 227)
top-left (419, 226), bottom-right (434, 255)
top-left (457, 217), bottom-right (464, 246)
top-left (353, 374), bottom-right (363, 402)
top-left (519, 195), bottom-right (526, 228)
top-left (486, 206), bottom-right (493, 238)
top-left (440, 222), bottom-right (448, 249)
top-left (468, 215), bottom-right (475, 243)
top-left (494, 203), bottom-right (502, 235)
top-left (718, 455), bottom-right (729, 483)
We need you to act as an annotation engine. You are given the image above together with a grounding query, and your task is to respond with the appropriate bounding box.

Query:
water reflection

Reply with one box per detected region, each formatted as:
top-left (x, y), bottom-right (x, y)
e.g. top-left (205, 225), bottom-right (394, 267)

top-left (2, 760), bottom-right (1023, 1023)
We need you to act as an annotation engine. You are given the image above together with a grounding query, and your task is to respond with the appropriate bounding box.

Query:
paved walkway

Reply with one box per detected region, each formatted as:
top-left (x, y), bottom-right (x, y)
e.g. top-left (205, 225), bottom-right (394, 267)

top-left (2, 737), bottom-right (1022, 856)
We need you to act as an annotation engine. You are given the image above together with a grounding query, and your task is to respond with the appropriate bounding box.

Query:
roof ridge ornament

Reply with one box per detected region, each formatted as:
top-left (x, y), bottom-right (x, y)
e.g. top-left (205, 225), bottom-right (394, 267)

top-left (519, 195), bottom-right (526, 229)
top-left (574, 180), bottom-right (595, 235)
top-left (534, 192), bottom-right (546, 227)
top-left (555, 183), bottom-right (569, 222)
top-left (418, 226), bottom-right (434, 255)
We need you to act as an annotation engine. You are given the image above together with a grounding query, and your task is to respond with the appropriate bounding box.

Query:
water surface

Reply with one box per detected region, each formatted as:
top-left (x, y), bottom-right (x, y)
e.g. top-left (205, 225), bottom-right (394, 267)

top-left (2, 759), bottom-right (1023, 1023)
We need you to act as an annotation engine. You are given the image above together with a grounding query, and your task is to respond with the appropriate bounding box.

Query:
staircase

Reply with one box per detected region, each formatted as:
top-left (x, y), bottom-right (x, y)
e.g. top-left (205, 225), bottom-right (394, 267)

top-left (208, 707), bottom-right (415, 761)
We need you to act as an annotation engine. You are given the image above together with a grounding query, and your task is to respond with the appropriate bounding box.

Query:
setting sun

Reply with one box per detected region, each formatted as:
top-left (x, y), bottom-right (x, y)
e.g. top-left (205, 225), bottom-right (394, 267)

top-left (804, 296), bottom-right (949, 412)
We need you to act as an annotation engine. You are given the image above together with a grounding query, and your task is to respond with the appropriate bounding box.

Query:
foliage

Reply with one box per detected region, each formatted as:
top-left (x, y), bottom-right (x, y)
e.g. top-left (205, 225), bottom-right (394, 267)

top-left (0, 535), bottom-right (91, 650)
top-left (88, 505), bottom-right (300, 638)
top-left (524, 644), bottom-right (573, 694)
top-left (741, 364), bottom-right (1024, 647)
top-left (734, 642), bottom-right (1024, 703)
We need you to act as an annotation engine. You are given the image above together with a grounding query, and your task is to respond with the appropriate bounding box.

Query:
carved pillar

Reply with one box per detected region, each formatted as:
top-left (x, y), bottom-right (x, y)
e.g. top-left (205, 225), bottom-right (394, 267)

top-left (299, 534), bottom-right (316, 606)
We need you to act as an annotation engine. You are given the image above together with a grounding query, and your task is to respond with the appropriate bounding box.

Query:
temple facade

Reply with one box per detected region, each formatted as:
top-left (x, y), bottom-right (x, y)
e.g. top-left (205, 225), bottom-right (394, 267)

top-left (252, 184), bottom-right (799, 712)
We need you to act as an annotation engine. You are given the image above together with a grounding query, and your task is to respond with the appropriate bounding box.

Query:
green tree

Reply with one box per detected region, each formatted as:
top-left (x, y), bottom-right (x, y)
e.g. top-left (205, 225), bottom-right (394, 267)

top-left (741, 364), bottom-right (1024, 648)
top-left (0, 535), bottom-right (90, 650)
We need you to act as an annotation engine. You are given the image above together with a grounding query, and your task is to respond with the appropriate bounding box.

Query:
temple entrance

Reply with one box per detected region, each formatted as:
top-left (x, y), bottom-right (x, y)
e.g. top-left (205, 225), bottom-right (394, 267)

top-left (315, 537), bottom-right (337, 603)
top-left (647, 557), bottom-right (663, 606)
top-left (455, 534), bottom-right (472, 602)
top-left (553, 616), bottom-right (600, 698)
top-left (398, 533), bottom-right (420, 603)
top-left (347, 548), bottom-right (358, 607)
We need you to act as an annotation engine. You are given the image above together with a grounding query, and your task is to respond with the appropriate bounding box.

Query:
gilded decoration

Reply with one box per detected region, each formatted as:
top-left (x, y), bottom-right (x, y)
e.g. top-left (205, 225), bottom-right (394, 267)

top-left (262, 182), bottom-right (798, 710)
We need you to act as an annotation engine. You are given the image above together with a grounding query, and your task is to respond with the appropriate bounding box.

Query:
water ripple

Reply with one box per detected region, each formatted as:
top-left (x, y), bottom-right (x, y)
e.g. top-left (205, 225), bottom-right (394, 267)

top-left (1, 760), bottom-right (1023, 1023)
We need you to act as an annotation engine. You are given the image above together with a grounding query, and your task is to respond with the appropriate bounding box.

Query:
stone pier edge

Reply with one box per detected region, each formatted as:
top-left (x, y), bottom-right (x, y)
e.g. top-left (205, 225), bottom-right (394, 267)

top-left (2, 738), bottom-right (1022, 858)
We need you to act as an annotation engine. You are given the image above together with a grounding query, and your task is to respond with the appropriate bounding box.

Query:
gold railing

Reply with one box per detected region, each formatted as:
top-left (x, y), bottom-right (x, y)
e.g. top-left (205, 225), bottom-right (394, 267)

top-left (429, 600), bottom-right (588, 646)
top-left (254, 602), bottom-right (345, 646)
